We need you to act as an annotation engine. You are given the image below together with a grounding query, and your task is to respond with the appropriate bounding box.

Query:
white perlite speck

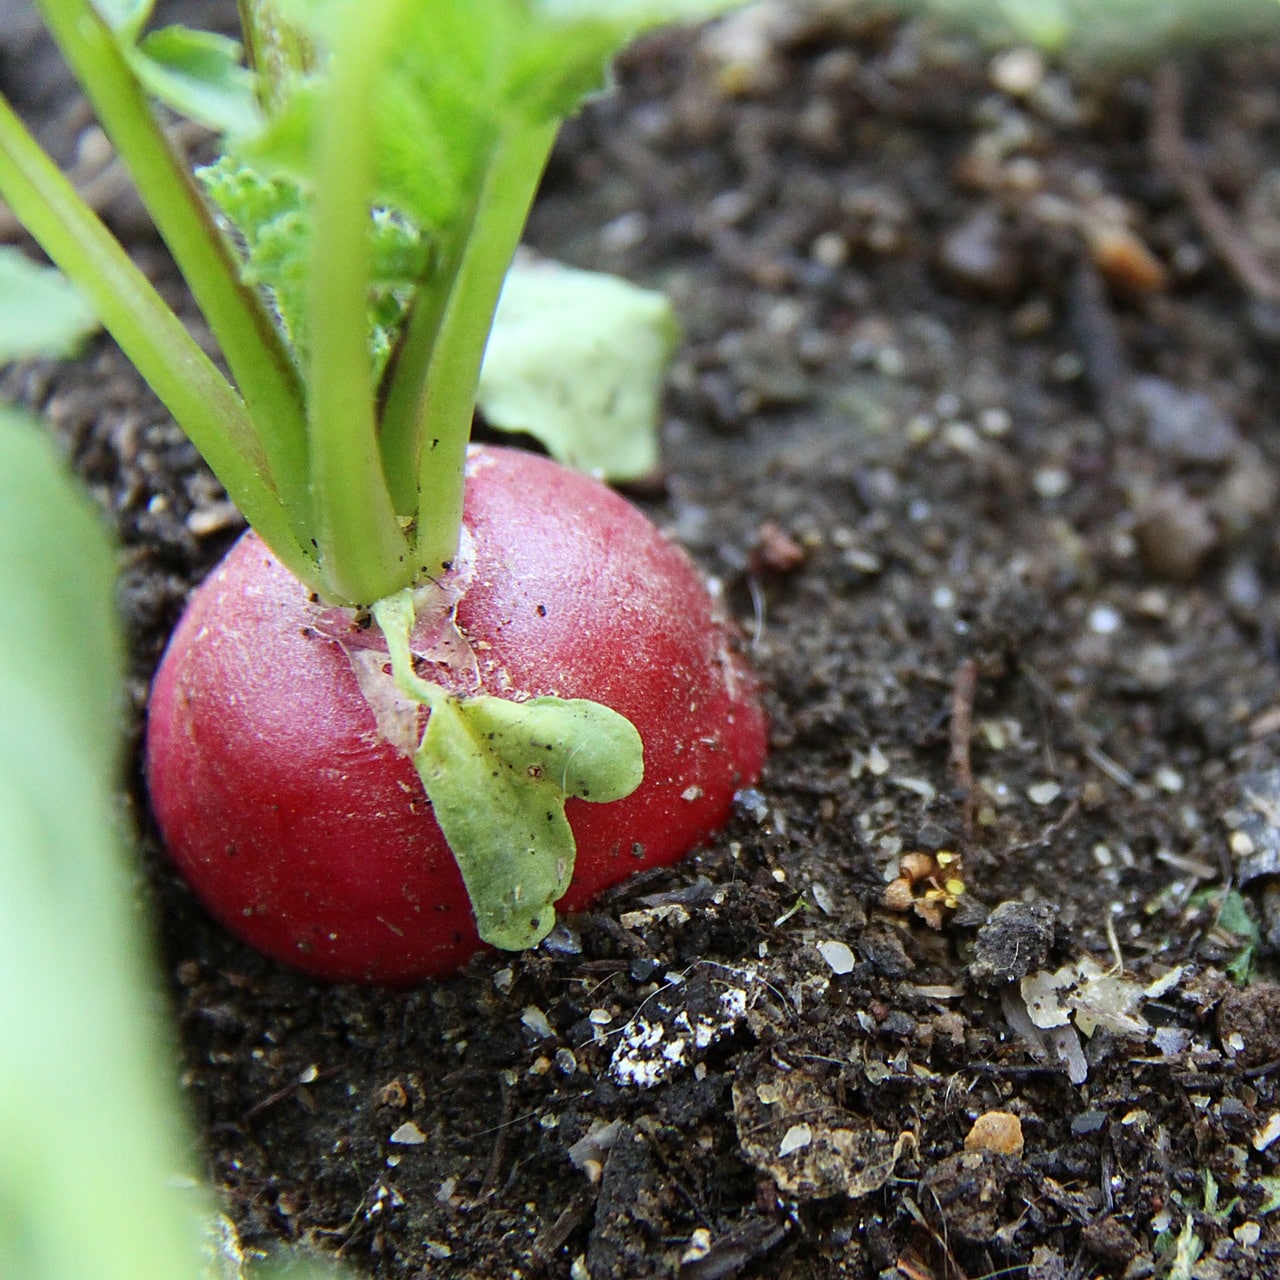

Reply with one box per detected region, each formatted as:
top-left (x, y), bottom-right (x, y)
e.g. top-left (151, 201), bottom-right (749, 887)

top-left (817, 940), bottom-right (856, 975)
top-left (610, 971), bottom-right (753, 1088)
top-left (1027, 781), bottom-right (1062, 806)
top-left (389, 1122), bottom-right (426, 1146)
top-left (778, 1123), bottom-right (812, 1157)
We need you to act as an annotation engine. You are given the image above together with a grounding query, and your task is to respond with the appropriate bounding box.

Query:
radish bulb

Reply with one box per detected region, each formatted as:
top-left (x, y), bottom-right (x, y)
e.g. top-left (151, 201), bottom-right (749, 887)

top-left (146, 446), bottom-right (766, 984)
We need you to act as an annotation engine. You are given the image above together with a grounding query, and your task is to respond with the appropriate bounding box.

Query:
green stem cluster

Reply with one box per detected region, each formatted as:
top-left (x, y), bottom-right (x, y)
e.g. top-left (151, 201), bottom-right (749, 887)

top-left (0, 0), bottom-right (554, 607)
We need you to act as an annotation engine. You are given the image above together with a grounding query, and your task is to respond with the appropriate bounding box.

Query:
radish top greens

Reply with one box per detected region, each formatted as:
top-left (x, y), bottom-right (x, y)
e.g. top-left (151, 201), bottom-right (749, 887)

top-left (0, 0), bottom-right (730, 605)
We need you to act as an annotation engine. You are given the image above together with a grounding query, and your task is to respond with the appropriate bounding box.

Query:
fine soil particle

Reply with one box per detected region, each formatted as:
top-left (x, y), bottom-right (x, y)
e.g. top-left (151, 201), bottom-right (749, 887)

top-left (9, 4), bottom-right (1280, 1278)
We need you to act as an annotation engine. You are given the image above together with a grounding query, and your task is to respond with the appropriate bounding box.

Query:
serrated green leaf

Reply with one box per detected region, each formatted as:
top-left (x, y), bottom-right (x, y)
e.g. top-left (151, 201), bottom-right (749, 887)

top-left (131, 26), bottom-right (261, 135)
top-left (415, 692), bottom-right (644, 950)
top-left (478, 258), bottom-right (678, 479)
top-left (0, 248), bottom-right (99, 361)
top-left (199, 157), bottom-right (427, 370)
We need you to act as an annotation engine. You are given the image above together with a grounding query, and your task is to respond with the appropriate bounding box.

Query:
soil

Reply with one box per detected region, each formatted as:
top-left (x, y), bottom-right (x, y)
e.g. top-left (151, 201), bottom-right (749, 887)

top-left (8, 3), bottom-right (1280, 1278)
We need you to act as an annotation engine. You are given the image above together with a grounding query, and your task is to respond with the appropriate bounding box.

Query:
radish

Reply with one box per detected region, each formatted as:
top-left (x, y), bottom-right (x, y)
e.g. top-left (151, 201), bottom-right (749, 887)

top-left (2, 0), bottom-right (761, 983)
top-left (148, 446), bottom-right (764, 982)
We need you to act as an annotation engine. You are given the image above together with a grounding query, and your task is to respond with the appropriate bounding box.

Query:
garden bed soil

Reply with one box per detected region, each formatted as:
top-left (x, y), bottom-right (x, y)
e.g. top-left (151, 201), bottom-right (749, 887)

top-left (9, 3), bottom-right (1280, 1277)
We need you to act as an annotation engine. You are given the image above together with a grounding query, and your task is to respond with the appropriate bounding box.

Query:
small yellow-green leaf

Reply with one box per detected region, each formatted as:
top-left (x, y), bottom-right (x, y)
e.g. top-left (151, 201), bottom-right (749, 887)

top-left (414, 692), bottom-right (643, 950)
top-left (462, 694), bottom-right (645, 802)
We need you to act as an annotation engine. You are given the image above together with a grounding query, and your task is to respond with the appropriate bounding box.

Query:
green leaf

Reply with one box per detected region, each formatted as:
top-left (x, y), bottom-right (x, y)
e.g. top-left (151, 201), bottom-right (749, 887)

top-left (478, 257), bottom-right (678, 479)
top-left (199, 156), bottom-right (428, 372)
top-left (372, 587), bottom-right (645, 950)
top-left (415, 692), bottom-right (644, 950)
top-left (92, 0), bottom-right (155, 42)
top-left (0, 409), bottom-right (202, 1280)
top-left (1215, 887), bottom-right (1260, 944)
top-left (131, 26), bottom-right (262, 135)
top-left (0, 248), bottom-right (99, 360)
top-left (1190, 886), bottom-right (1262, 983)
top-left (237, 0), bottom-right (735, 242)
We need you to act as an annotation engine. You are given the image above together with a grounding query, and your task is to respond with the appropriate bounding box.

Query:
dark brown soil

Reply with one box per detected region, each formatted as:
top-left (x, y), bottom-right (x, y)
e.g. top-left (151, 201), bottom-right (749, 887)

top-left (9, 4), bottom-right (1280, 1278)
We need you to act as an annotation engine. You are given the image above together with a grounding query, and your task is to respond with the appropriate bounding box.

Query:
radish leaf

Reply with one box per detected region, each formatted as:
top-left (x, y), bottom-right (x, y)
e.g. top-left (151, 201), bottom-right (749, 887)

top-left (132, 26), bottom-right (261, 134)
top-left (373, 587), bottom-right (643, 950)
top-left (0, 410), bottom-right (204, 1280)
top-left (199, 157), bottom-right (428, 372)
top-left (0, 249), bottom-right (99, 360)
top-left (416, 693), bottom-right (644, 950)
top-left (478, 256), bottom-right (678, 480)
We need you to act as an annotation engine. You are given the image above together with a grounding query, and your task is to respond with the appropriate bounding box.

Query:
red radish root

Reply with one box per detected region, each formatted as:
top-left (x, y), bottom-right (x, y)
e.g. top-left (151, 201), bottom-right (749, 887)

top-left (147, 445), bottom-right (766, 983)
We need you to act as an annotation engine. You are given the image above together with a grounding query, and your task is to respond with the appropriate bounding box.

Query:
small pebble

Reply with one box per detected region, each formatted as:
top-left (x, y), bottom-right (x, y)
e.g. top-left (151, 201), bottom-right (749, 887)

top-left (389, 1121), bottom-right (427, 1146)
top-left (1088, 604), bottom-right (1122, 635)
top-left (810, 882), bottom-right (835, 914)
top-left (979, 407), bottom-right (1012, 436)
top-left (521, 1006), bottom-right (554, 1039)
top-left (1134, 485), bottom-right (1218, 582)
top-left (1032, 467), bottom-right (1071, 499)
top-left (1253, 1113), bottom-right (1280, 1151)
top-left (990, 47), bottom-right (1045, 97)
top-left (964, 1110), bottom-right (1024, 1157)
top-left (1132, 376), bottom-right (1238, 464)
top-left (681, 1228), bottom-right (713, 1265)
top-left (938, 208), bottom-right (1024, 298)
top-left (1088, 224), bottom-right (1168, 296)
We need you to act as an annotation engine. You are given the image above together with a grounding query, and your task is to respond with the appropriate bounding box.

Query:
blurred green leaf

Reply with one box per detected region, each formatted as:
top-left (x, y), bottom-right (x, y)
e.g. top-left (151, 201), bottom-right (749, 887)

top-left (0, 410), bottom-right (201, 1280)
top-left (233, 0), bottom-right (739, 250)
top-left (907, 0), bottom-right (1280, 56)
top-left (132, 26), bottom-right (261, 135)
top-left (478, 257), bottom-right (678, 480)
top-left (0, 249), bottom-right (100, 361)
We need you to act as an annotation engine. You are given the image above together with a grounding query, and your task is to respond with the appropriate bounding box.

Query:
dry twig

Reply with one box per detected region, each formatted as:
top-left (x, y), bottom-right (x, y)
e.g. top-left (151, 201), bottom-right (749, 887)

top-left (948, 658), bottom-right (978, 844)
top-left (1151, 62), bottom-right (1280, 303)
